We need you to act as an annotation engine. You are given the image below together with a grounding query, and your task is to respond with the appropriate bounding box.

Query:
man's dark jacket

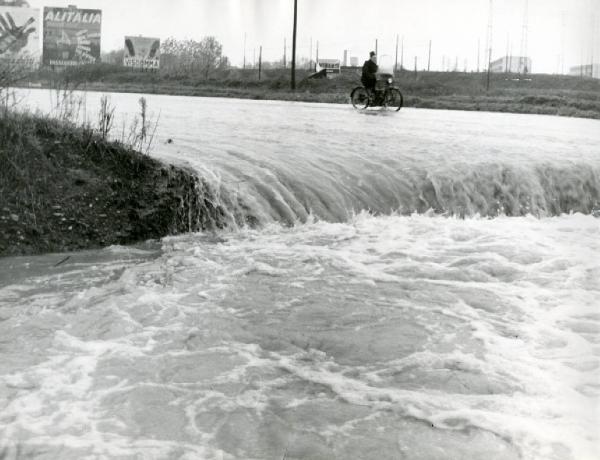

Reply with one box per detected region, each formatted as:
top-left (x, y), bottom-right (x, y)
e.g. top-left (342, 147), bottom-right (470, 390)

top-left (361, 59), bottom-right (378, 87)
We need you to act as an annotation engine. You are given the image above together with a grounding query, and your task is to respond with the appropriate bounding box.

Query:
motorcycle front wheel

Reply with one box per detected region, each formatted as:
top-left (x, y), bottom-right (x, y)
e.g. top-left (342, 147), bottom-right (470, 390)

top-left (386, 88), bottom-right (404, 111)
top-left (350, 87), bottom-right (369, 110)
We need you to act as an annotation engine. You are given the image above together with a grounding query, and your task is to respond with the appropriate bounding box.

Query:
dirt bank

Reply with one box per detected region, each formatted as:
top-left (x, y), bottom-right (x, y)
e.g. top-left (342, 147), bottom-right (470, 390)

top-left (0, 112), bottom-right (225, 257)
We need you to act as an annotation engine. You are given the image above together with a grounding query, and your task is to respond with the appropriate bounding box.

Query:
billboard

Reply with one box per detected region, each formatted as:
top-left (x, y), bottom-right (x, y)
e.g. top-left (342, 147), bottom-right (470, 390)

top-left (43, 6), bottom-right (101, 67)
top-left (316, 59), bottom-right (340, 78)
top-left (124, 36), bottom-right (160, 70)
top-left (0, 6), bottom-right (41, 67)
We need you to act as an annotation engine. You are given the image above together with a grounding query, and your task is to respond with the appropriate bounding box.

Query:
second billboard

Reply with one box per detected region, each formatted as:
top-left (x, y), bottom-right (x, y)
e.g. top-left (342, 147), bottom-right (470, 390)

top-left (124, 36), bottom-right (160, 70)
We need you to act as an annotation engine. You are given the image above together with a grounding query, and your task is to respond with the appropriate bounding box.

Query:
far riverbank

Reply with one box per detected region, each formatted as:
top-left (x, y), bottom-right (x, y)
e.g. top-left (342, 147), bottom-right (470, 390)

top-left (20, 64), bottom-right (600, 120)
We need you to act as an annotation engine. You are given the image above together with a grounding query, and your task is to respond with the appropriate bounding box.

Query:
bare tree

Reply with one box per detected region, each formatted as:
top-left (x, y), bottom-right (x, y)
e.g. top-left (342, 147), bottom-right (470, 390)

top-left (101, 49), bottom-right (124, 65)
top-left (197, 36), bottom-right (222, 79)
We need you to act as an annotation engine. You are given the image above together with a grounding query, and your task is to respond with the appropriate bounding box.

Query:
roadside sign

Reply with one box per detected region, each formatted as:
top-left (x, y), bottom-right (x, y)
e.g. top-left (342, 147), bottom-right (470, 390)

top-left (0, 6), bottom-right (41, 67)
top-left (43, 6), bottom-right (101, 67)
top-left (316, 59), bottom-right (341, 78)
top-left (124, 36), bottom-right (160, 70)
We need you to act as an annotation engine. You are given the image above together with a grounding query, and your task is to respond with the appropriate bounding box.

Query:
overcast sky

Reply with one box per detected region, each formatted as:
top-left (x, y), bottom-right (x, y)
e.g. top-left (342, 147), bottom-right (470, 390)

top-left (26, 0), bottom-right (600, 73)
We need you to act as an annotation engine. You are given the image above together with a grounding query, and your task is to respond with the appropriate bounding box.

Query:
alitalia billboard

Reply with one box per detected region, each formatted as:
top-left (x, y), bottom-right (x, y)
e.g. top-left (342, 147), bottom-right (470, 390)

top-left (0, 6), bottom-right (41, 66)
top-left (43, 6), bottom-right (101, 67)
top-left (124, 36), bottom-right (160, 70)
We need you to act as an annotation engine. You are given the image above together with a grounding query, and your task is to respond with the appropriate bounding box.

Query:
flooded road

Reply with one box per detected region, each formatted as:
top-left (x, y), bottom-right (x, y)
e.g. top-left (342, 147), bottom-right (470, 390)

top-left (1, 91), bottom-right (599, 459)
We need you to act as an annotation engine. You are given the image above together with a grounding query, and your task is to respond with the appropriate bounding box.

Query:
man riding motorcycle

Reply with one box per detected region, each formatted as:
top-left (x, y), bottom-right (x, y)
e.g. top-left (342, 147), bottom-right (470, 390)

top-left (361, 51), bottom-right (378, 96)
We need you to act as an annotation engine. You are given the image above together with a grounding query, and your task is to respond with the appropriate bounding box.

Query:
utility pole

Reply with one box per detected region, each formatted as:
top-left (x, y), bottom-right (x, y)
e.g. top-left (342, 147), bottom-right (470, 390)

top-left (243, 32), bottom-right (247, 69)
top-left (394, 34), bottom-right (399, 74)
top-left (477, 38), bottom-right (480, 72)
top-left (253, 48), bottom-right (256, 69)
top-left (559, 10), bottom-right (566, 74)
top-left (505, 34), bottom-right (510, 73)
top-left (414, 56), bottom-right (418, 78)
top-left (316, 40), bottom-right (319, 70)
top-left (519, 0), bottom-right (529, 74)
top-left (427, 40), bottom-right (432, 71)
top-left (309, 36), bottom-right (312, 70)
top-left (591, 13), bottom-right (596, 77)
top-left (375, 39), bottom-right (378, 56)
top-left (284, 37), bottom-right (287, 68)
top-left (400, 36), bottom-right (404, 70)
top-left (486, 0), bottom-right (493, 90)
top-left (291, 0), bottom-right (297, 90)
top-left (258, 46), bottom-right (262, 80)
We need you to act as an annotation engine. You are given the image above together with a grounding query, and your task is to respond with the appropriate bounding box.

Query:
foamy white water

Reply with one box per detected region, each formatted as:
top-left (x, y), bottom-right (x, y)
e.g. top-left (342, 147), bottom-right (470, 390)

top-left (1, 91), bottom-right (599, 459)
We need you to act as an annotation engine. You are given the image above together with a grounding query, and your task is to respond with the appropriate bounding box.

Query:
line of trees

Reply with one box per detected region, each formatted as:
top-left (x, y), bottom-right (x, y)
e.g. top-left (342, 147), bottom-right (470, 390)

top-left (101, 36), bottom-right (231, 79)
top-left (160, 36), bottom-right (229, 78)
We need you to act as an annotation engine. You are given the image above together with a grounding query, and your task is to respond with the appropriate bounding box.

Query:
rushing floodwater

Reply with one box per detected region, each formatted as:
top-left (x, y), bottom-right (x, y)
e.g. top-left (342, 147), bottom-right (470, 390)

top-left (1, 91), bottom-right (599, 460)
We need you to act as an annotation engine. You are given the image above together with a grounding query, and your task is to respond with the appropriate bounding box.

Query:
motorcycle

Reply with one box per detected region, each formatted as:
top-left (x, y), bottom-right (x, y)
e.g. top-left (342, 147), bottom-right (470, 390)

top-left (350, 73), bottom-right (403, 111)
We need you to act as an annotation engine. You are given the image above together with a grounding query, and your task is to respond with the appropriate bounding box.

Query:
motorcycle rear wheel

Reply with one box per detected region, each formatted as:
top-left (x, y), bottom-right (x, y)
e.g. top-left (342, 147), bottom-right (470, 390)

top-left (350, 87), bottom-right (369, 110)
top-left (386, 88), bottom-right (404, 111)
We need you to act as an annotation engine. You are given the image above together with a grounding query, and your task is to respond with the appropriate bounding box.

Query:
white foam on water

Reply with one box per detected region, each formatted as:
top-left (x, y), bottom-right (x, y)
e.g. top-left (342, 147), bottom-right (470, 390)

top-left (2, 213), bottom-right (597, 459)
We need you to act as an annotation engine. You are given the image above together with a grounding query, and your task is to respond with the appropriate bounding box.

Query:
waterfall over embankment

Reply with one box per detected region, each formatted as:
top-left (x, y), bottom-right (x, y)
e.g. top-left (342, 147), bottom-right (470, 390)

top-left (195, 159), bottom-right (600, 228)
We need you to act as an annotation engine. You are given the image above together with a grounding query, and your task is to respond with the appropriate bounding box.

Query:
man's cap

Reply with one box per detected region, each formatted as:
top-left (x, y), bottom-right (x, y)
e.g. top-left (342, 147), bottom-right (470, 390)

top-left (370, 51), bottom-right (376, 57)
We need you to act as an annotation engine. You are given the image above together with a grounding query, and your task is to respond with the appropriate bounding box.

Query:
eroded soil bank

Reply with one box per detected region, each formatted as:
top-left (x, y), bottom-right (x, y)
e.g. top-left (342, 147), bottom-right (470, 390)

top-left (0, 112), bottom-right (224, 257)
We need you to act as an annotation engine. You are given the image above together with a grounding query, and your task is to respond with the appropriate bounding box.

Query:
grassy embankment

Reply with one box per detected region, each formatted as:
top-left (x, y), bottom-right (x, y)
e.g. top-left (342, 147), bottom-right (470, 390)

top-left (0, 110), bottom-right (225, 257)
top-left (26, 64), bottom-right (600, 119)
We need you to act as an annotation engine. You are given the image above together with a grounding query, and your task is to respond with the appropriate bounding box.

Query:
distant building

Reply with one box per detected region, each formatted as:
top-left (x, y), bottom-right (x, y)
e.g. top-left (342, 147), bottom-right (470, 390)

top-left (316, 59), bottom-right (340, 78)
top-left (490, 56), bottom-right (532, 74)
top-left (350, 56), bottom-right (358, 67)
top-left (569, 64), bottom-right (600, 79)
top-left (343, 50), bottom-right (348, 67)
